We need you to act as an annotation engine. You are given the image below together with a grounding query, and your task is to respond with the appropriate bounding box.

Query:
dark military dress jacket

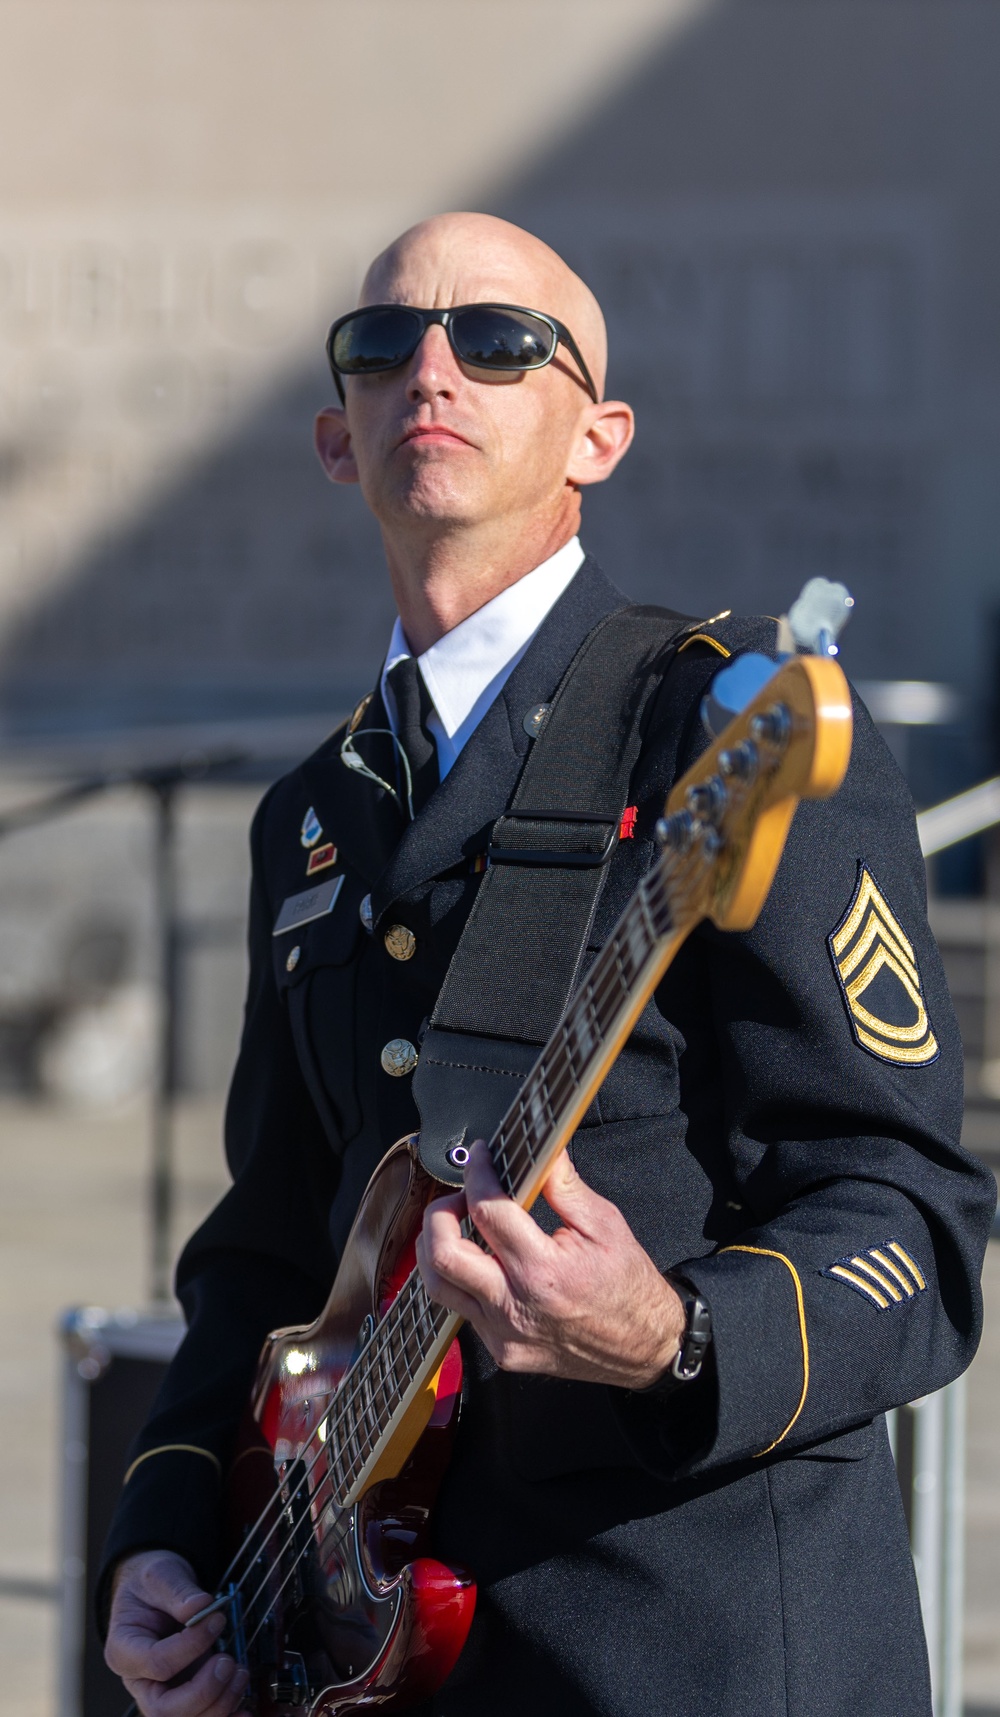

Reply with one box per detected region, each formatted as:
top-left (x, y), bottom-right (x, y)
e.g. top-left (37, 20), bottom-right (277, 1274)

top-left (102, 556), bottom-right (995, 1717)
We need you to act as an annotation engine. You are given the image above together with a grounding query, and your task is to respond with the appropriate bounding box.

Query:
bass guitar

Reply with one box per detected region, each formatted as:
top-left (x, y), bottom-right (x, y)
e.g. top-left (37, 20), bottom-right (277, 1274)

top-left (192, 650), bottom-right (853, 1712)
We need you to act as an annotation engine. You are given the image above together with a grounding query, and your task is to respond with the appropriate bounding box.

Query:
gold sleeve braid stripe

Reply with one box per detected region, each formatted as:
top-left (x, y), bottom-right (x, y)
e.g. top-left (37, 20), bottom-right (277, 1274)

top-left (823, 1240), bottom-right (927, 1311)
top-left (827, 864), bottom-right (938, 1066)
top-left (720, 1245), bottom-right (809, 1456)
top-left (123, 1443), bottom-right (222, 1487)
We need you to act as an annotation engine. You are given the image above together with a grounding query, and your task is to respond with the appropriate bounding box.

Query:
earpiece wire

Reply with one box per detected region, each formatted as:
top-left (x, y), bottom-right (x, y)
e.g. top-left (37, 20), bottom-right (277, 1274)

top-left (339, 725), bottom-right (416, 820)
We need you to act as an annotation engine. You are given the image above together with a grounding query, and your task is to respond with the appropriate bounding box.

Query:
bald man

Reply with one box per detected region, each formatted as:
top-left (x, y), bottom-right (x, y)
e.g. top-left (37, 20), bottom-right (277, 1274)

top-left (101, 215), bottom-right (992, 1717)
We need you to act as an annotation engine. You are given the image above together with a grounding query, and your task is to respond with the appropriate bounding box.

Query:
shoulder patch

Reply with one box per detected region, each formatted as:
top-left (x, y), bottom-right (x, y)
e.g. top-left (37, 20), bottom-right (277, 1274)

top-left (823, 1240), bottom-right (927, 1310)
top-left (828, 863), bottom-right (938, 1066)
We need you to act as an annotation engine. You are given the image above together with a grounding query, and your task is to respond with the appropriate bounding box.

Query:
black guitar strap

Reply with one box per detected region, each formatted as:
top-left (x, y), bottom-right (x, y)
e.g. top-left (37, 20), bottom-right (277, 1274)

top-left (413, 602), bottom-right (702, 1185)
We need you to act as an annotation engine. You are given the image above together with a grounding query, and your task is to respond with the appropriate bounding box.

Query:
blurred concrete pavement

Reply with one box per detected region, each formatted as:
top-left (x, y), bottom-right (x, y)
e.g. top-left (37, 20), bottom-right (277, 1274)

top-left (0, 1095), bottom-right (228, 1717)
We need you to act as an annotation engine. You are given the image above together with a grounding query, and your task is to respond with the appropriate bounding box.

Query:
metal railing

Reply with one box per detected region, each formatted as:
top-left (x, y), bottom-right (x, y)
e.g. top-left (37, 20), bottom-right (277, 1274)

top-left (919, 778), bottom-right (1000, 858)
top-left (890, 1382), bottom-right (968, 1717)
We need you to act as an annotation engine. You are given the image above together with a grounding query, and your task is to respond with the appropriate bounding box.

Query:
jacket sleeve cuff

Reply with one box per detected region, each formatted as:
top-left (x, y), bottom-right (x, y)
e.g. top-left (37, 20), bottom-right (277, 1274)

top-left (679, 1244), bottom-right (809, 1469)
top-left (608, 1243), bottom-right (809, 1481)
top-left (95, 1445), bottom-right (225, 1638)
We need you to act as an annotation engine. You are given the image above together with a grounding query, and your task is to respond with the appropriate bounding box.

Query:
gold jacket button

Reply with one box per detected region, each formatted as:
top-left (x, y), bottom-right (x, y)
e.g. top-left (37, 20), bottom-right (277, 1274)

top-left (381, 1038), bottom-right (418, 1077)
top-left (286, 945), bottom-right (301, 973)
top-left (384, 924), bottom-right (416, 961)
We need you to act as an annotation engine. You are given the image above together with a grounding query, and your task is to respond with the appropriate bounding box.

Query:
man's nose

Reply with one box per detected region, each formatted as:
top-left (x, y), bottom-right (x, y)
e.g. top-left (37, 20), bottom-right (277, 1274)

top-left (405, 323), bottom-right (460, 401)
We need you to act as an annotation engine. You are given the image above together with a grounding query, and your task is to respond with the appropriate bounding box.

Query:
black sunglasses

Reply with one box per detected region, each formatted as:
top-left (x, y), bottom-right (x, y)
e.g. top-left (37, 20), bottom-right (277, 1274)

top-left (326, 302), bottom-right (599, 405)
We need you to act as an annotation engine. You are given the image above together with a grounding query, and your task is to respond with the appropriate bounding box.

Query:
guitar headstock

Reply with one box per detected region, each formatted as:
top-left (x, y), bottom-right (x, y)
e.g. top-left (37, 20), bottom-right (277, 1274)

top-left (658, 654), bottom-right (853, 931)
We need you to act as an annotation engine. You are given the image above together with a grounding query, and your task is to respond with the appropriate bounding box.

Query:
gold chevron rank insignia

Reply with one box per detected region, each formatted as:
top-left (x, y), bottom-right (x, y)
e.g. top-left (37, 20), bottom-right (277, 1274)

top-left (828, 865), bottom-right (938, 1066)
top-left (823, 1240), bottom-right (927, 1311)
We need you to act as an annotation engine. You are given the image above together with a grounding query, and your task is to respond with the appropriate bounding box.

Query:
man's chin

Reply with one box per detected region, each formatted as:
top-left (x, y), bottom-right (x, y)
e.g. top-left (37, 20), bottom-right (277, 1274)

top-left (380, 472), bottom-right (487, 528)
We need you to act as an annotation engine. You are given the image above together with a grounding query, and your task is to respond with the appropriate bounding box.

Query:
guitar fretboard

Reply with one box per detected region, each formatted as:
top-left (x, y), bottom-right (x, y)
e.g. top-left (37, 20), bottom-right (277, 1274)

top-left (489, 859), bottom-right (673, 1198)
top-left (320, 851), bottom-right (678, 1503)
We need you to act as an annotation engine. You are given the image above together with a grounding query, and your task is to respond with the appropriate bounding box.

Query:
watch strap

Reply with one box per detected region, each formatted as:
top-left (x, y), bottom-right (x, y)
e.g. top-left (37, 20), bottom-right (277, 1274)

top-left (638, 1275), bottom-right (713, 1397)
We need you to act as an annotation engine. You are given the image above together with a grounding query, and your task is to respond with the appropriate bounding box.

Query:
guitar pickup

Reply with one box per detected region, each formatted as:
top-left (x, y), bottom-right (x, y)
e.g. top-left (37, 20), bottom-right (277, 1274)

top-left (270, 1650), bottom-right (310, 1706)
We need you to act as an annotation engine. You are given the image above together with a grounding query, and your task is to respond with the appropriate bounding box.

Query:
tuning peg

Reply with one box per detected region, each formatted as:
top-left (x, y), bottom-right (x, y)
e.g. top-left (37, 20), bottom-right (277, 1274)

top-left (718, 741), bottom-right (758, 782)
top-left (685, 775), bottom-right (728, 824)
top-left (656, 810), bottom-right (695, 852)
top-left (749, 704), bottom-right (791, 748)
top-left (783, 577), bottom-right (854, 658)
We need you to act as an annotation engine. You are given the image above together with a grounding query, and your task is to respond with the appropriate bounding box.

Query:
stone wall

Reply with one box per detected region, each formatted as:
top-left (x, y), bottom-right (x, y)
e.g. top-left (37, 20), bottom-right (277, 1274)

top-left (1, 0), bottom-right (998, 1082)
top-left (0, 1), bottom-right (996, 758)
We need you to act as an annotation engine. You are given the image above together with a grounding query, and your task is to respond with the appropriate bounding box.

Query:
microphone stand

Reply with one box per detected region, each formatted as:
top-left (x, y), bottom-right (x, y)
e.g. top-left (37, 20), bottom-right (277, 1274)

top-left (0, 752), bottom-right (246, 1304)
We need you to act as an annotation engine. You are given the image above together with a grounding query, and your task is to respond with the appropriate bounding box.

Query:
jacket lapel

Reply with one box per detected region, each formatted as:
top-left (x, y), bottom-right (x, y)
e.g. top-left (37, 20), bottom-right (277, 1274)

top-left (371, 556), bottom-right (627, 920)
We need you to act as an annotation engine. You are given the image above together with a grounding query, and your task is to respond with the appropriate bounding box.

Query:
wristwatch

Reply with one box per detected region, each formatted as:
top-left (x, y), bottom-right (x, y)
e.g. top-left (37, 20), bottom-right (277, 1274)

top-left (639, 1275), bottom-right (713, 1396)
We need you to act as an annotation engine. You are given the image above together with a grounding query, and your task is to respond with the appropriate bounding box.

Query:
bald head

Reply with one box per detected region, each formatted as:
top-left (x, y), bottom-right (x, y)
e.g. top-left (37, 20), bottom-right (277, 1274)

top-left (361, 212), bottom-right (608, 401)
top-left (316, 212), bottom-right (633, 650)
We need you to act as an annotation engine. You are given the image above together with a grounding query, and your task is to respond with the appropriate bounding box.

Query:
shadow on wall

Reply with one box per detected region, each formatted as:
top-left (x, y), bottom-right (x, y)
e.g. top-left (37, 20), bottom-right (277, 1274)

top-left (0, 360), bottom-right (391, 738)
top-left (2, 0), bottom-right (999, 756)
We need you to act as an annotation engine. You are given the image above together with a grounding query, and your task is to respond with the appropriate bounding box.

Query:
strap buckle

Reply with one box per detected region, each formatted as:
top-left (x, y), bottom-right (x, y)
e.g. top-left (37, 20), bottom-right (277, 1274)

top-left (487, 809), bottom-right (620, 869)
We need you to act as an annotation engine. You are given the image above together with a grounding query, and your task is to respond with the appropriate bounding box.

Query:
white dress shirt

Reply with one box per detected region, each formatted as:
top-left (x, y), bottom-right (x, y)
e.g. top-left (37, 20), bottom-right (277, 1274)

top-left (380, 537), bottom-right (585, 780)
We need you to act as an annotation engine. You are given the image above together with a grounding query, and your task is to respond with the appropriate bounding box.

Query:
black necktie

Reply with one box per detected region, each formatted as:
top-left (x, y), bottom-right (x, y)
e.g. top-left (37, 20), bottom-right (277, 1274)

top-left (386, 655), bottom-right (439, 817)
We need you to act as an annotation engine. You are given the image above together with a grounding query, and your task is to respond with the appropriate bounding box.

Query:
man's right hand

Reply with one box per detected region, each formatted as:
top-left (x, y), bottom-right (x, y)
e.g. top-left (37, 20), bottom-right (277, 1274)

top-left (104, 1550), bottom-right (250, 1716)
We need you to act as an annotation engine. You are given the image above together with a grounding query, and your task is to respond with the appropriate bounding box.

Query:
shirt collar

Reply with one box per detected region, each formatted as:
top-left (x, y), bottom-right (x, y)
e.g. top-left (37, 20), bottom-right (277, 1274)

top-left (382, 536), bottom-right (584, 743)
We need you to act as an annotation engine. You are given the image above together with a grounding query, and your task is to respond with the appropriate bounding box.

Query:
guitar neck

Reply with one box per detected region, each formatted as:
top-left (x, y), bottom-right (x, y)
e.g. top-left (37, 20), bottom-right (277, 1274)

top-left (487, 854), bottom-right (681, 1209)
top-left (325, 848), bottom-right (694, 1507)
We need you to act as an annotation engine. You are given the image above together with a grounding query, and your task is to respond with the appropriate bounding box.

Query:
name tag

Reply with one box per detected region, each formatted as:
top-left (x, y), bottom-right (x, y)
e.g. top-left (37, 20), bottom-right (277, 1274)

top-left (272, 875), bottom-right (344, 936)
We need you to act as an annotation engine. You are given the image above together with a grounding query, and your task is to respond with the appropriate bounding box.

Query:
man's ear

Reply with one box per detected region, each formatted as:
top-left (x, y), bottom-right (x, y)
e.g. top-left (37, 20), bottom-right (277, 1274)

top-left (566, 399), bottom-right (635, 489)
top-left (314, 405), bottom-right (359, 485)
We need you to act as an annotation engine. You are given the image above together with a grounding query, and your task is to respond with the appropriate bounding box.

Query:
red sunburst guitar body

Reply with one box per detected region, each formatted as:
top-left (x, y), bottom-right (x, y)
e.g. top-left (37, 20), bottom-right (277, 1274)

top-left (221, 1136), bottom-right (475, 1713)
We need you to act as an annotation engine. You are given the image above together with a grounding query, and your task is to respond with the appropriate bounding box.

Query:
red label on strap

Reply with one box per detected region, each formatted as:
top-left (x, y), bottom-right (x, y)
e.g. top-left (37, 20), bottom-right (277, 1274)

top-left (620, 806), bottom-right (638, 840)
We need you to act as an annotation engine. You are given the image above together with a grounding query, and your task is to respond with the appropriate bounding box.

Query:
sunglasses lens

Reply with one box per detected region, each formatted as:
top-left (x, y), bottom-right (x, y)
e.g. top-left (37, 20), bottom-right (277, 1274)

top-left (332, 308), bottom-right (423, 374)
top-left (452, 307), bottom-right (555, 371)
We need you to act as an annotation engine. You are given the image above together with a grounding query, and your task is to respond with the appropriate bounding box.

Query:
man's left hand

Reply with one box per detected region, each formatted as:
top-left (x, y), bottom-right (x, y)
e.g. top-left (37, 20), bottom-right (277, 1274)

top-left (416, 1139), bottom-right (685, 1390)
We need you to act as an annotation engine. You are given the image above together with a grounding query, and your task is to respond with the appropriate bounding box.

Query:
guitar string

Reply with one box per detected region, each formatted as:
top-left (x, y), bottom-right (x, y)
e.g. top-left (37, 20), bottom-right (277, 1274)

top-left (238, 1467), bottom-right (355, 1648)
top-left (234, 1293), bottom-right (451, 1642)
top-left (239, 1443), bottom-right (389, 1654)
top-left (214, 1285), bottom-right (432, 1601)
top-left (214, 1426), bottom-right (330, 1594)
top-left (211, 828), bottom-right (717, 1622)
top-left (240, 1448), bottom-right (427, 1658)
top-left (242, 1487), bottom-right (348, 1654)
top-left (458, 855), bottom-right (678, 1200)
top-left (219, 1278), bottom-right (449, 1611)
top-left (237, 1452), bottom-right (382, 1650)
top-left (213, 834), bottom-right (705, 1608)
top-left (483, 848), bottom-right (691, 1193)
top-left (499, 872), bottom-right (671, 1176)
